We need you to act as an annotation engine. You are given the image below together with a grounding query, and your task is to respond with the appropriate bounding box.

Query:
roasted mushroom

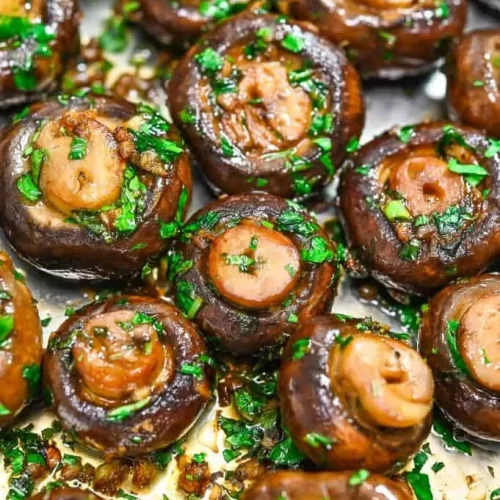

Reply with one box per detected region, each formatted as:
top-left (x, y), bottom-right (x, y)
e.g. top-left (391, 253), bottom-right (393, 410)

top-left (167, 194), bottom-right (338, 355)
top-left (169, 13), bottom-right (364, 199)
top-left (420, 274), bottom-right (500, 442)
top-left (0, 94), bottom-right (191, 281)
top-left (447, 30), bottom-right (500, 138)
top-left (0, 0), bottom-right (80, 108)
top-left (243, 471), bottom-right (412, 500)
top-left (43, 295), bottom-right (211, 457)
top-left (280, 0), bottom-right (466, 79)
top-left (117, 0), bottom-right (260, 47)
top-left (280, 315), bottom-right (433, 473)
top-left (339, 121), bottom-right (500, 297)
top-left (0, 251), bottom-right (43, 427)
top-left (31, 488), bottom-right (103, 500)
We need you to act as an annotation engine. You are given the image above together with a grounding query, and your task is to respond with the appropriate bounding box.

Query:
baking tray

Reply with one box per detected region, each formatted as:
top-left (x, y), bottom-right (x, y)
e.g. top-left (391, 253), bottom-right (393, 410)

top-left (0, 1), bottom-right (499, 498)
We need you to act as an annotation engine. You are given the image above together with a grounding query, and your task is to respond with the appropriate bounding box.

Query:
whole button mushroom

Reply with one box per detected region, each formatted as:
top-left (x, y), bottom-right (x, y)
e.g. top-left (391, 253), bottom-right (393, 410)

top-left (420, 274), bottom-right (500, 442)
top-left (279, 0), bottom-right (466, 79)
top-left (0, 251), bottom-right (43, 427)
top-left (280, 315), bottom-right (434, 473)
top-left (117, 0), bottom-right (258, 47)
top-left (447, 30), bottom-right (500, 138)
top-left (43, 296), bottom-right (211, 458)
top-left (169, 13), bottom-right (364, 199)
top-left (0, 94), bottom-right (192, 281)
top-left (167, 193), bottom-right (338, 355)
top-left (339, 121), bottom-right (500, 297)
top-left (243, 471), bottom-right (413, 500)
top-left (0, 0), bottom-right (80, 107)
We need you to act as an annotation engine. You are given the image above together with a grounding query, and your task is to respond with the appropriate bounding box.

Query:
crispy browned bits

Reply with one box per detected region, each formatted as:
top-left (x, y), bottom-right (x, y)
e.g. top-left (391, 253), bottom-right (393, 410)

top-left (0, 0), bottom-right (80, 108)
top-left (30, 487), bottom-right (104, 500)
top-left (280, 315), bottom-right (433, 473)
top-left (280, 0), bottom-right (466, 79)
top-left (242, 471), bottom-right (413, 500)
top-left (0, 94), bottom-right (191, 282)
top-left (419, 274), bottom-right (500, 442)
top-left (169, 14), bottom-right (364, 199)
top-left (117, 0), bottom-right (260, 47)
top-left (168, 194), bottom-right (338, 355)
top-left (339, 121), bottom-right (500, 297)
top-left (447, 30), bottom-right (500, 138)
top-left (0, 251), bottom-right (42, 427)
top-left (43, 296), bottom-right (211, 458)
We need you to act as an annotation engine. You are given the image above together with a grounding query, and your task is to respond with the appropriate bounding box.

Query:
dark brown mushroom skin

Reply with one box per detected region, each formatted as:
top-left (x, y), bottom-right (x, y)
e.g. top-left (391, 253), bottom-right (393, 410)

top-left (0, 251), bottom-right (43, 427)
top-left (447, 30), bottom-right (500, 138)
top-left (419, 274), bottom-right (500, 442)
top-left (168, 194), bottom-right (338, 355)
top-left (30, 488), bottom-right (103, 500)
top-left (339, 121), bottom-right (500, 297)
top-left (117, 0), bottom-right (262, 47)
top-left (0, 0), bottom-right (80, 108)
top-left (168, 13), bottom-right (364, 199)
top-left (242, 471), bottom-right (413, 500)
top-left (280, 315), bottom-right (433, 473)
top-left (280, 0), bottom-right (466, 79)
top-left (0, 94), bottom-right (192, 282)
top-left (43, 296), bottom-right (211, 458)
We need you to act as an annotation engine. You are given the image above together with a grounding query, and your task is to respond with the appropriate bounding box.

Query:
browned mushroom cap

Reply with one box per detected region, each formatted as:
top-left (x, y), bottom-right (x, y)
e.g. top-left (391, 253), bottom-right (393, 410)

top-left (280, 315), bottom-right (433, 473)
top-left (419, 274), bottom-right (500, 442)
top-left (0, 0), bottom-right (80, 108)
top-left (0, 94), bottom-right (191, 281)
top-left (0, 251), bottom-right (42, 427)
top-left (280, 0), bottom-right (466, 79)
top-left (118, 0), bottom-right (260, 47)
top-left (339, 121), bottom-right (500, 297)
top-left (30, 487), bottom-right (103, 500)
top-left (243, 471), bottom-right (413, 500)
top-left (447, 30), bottom-right (500, 138)
top-left (169, 13), bottom-right (364, 199)
top-left (168, 193), bottom-right (338, 355)
top-left (43, 296), bottom-right (211, 458)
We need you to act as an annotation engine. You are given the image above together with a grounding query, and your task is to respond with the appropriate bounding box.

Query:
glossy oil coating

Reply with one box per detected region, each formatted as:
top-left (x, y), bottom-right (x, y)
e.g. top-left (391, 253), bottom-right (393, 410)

top-left (168, 193), bottom-right (338, 354)
top-left (243, 471), bottom-right (413, 500)
top-left (0, 94), bottom-right (192, 281)
top-left (339, 121), bottom-right (500, 296)
top-left (0, 0), bottom-right (80, 107)
top-left (447, 29), bottom-right (500, 137)
top-left (169, 13), bottom-right (364, 199)
top-left (420, 274), bottom-right (500, 442)
top-left (30, 488), bottom-right (103, 500)
top-left (0, 251), bottom-right (43, 427)
top-left (281, 0), bottom-right (466, 79)
top-left (118, 0), bottom-right (258, 47)
top-left (280, 315), bottom-right (433, 473)
top-left (43, 296), bottom-right (211, 458)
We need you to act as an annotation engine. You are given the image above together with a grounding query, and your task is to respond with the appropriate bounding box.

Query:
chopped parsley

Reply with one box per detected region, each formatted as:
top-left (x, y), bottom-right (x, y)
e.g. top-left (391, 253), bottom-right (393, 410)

top-left (281, 33), bottom-right (305, 53)
top-left (0, 315), bottom-right (14, 343)
top-left (106, 397), bottom-right (152, 422)
top-left (383, 200), bottom-right (411, 221)
top-left (175, 280), bottom-right (204, 319)
top-left (180, 363), bottom-right (204, 380)
top-left (348, 469), bottom-right (370, 486)
top-left (399, 239), bottom-right (421, 261)
top-left (448, 158), bottom-right (488, 186)
top-left (195, 47), bottom-right (224, 75)
top-left (445, 319), bottom-right (470, 377)
top-left (291, 338), bottom-right (311, 360)
top-left (68, 136), bottom-right (87, 160)
top-left (16, 173), bottom-right (41, 202)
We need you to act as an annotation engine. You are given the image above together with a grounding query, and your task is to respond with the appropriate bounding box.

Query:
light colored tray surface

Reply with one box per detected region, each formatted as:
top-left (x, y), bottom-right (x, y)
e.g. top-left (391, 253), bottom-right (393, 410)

top-left (0, 1), bottom-right (499, 499)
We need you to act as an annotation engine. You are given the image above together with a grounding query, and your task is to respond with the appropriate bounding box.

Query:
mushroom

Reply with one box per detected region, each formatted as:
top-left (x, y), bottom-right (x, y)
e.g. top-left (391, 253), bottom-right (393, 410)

top-left (30, 488), bottom-right (103, 500)
top-left (280, 315), bottom-right (433, 473)
top-left (168, 193), bottom-right (338, 354)
top-left (117, 0), bottom-right (257, 47)
top-left (243, 471), bottom-right (413, 500)
top-left (0, 94), bottom-right (191, 281)
top-left (43, 295), bottom-right (211, 457)
top-left (0, 0), bottom-right (80, 107)
top-left (339, 121), bottom-right (500, 296)
top-left (447, 29), bottom-right (500, 138)
top-left (0, 251), bottom-right (43, 427)
top-left (280, 0), bottom-right (466, 79)
top-left (168, 13), bottom-right (364, 199)
top-left (419, 274), bottom-right (500, 442)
